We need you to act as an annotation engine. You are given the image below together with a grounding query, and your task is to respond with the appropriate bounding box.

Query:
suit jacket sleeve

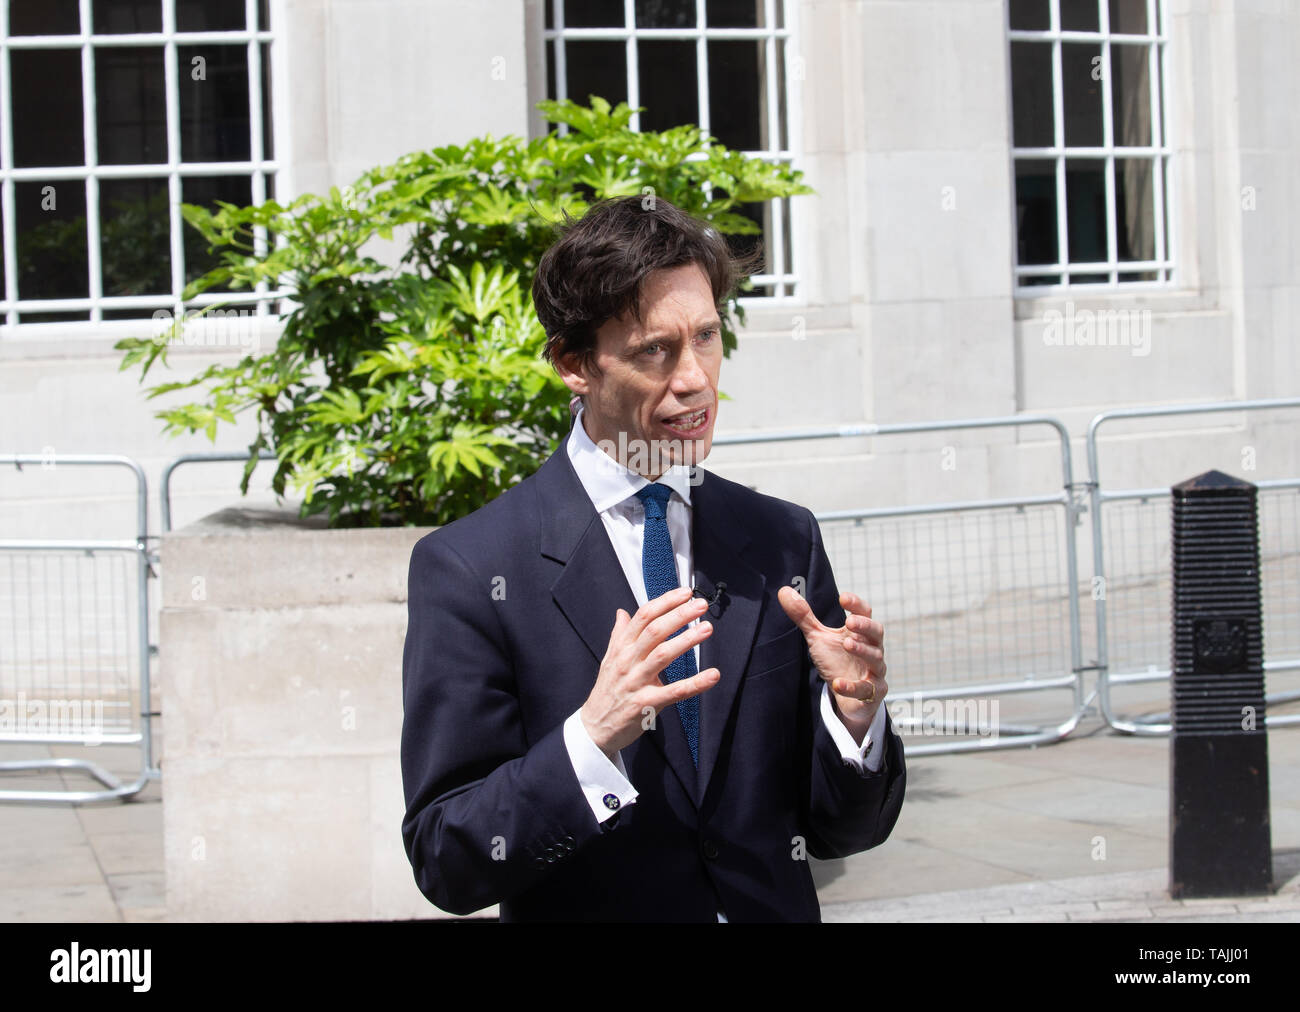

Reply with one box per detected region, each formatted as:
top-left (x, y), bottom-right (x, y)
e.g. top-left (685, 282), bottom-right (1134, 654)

top-left (400, 534), bottom-right (608, 915)
top-left (797, 506), bottom-right (907, 859)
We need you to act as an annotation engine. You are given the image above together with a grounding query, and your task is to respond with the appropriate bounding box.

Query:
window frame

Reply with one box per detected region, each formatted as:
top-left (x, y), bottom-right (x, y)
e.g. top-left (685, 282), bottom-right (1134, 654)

top-left (1008, 0), bottom-right (1174, 293)
top-left (0, 0), bottom-right (285, 333)
top-left (541, 0), bottom-right (805, 305)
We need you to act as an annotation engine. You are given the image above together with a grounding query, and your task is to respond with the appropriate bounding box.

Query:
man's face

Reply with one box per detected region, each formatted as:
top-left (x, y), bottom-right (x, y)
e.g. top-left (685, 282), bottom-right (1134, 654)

top-left (557, 263), bottom-right (723, 479)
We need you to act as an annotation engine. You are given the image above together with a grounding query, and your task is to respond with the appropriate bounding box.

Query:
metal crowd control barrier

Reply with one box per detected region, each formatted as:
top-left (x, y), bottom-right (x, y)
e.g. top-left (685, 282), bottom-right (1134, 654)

top-left (1086, 397), bottom-right (1300, 735)
top-left (166, 430), bottom-right (1092, 758)
top-left (160, 450), bottom-right (276, 533)
top-left (19, 398), bottom-right (1287, 788)
top-left (714, 416), bottom-right (1092, 755)
top-left (0, 455), bottom-right (158, 803)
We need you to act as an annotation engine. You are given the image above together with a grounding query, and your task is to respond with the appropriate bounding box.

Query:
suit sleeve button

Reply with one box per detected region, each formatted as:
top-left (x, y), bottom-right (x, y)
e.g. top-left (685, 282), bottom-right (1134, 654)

top-left (562, 836), bottom-right (576, 851)
top-left (702, 840), bottom-right (719, 860)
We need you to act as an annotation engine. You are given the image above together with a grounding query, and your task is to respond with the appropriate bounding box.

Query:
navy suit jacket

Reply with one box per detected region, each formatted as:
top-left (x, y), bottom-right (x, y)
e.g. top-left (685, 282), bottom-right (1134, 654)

top-left (400, 438), bottom-right (906, 922)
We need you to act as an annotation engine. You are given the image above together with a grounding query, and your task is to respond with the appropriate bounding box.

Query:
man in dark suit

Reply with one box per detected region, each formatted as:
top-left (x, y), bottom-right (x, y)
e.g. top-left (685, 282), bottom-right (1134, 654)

top-left (401, 196), bottom-right (905, 921)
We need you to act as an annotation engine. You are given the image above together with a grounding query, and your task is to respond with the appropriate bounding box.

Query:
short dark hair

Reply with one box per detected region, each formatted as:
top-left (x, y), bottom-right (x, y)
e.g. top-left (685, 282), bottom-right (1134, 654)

top-left (531, 196), bottom-right (753, 372)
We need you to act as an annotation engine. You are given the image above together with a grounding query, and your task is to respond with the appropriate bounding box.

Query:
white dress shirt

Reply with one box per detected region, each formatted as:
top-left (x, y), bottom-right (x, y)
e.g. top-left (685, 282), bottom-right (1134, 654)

top-left (560, 406), bottom-right (890, 859)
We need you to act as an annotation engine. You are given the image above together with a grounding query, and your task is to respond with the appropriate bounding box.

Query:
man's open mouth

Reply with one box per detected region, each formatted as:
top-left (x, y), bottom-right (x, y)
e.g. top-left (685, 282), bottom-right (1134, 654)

top-left (660, 407), bottom-right (709, 437)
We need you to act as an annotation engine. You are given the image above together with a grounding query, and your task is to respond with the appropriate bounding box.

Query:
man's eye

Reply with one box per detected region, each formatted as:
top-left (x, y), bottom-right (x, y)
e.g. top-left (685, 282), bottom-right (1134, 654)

top-left (699, 330), bottom-right (718, 341)
top-left (642, 343), bottom-right (662, 355)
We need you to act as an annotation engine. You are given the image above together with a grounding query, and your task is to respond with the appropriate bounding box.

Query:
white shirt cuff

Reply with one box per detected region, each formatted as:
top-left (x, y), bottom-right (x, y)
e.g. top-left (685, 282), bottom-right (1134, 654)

top-left (563, 709), bottom-right (639, 823)
top-left (820, 683), bottom-right (888, 774)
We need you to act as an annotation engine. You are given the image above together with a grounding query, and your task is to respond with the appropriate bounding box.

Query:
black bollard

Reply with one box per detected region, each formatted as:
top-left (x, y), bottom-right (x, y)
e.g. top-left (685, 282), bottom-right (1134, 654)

top-left (1169, 469), bottom-right (1272, 898)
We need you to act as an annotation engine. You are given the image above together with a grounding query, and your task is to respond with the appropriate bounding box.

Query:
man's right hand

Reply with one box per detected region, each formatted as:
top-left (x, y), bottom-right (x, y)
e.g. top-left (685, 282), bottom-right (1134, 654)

top-left (580, 586), bottom-right (721, 760)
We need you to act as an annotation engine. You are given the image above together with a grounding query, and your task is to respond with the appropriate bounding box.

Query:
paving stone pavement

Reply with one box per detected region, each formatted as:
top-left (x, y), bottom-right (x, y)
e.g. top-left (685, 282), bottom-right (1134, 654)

top-left (1, 713), bottom-right (1297, 922)
top-left (0, 725), bottom-right (164, 923)
top-left (821, 866), bottom-right (1300, 923)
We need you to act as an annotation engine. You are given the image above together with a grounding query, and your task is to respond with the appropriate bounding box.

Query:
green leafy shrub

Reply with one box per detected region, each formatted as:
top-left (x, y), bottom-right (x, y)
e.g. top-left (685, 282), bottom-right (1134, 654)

top-left (117, 97), bottom-right (814, 526)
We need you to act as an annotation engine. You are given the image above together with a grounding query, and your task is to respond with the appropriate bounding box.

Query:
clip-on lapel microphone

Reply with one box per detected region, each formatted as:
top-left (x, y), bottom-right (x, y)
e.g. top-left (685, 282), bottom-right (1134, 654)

top-left (694, 581), bottom-right (727, 618)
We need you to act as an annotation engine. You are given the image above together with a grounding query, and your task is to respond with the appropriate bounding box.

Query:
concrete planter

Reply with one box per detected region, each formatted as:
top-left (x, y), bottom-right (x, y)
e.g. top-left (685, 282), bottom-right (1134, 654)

top-left (160, 506), bottom-right (461, 921)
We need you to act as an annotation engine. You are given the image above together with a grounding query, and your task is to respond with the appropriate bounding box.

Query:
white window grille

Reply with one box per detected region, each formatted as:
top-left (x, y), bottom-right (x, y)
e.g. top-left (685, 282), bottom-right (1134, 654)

top-left (1008, 0), bottom-right (1172, 290)
top-left (0, 0), bottom-right (278, 327)
top-left (543, 0), bottom-right (800, 300)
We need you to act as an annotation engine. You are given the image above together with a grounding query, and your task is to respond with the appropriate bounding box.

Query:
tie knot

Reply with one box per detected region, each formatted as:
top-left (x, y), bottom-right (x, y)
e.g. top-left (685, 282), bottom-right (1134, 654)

top-left (634, 482), bottom-right (673, 519)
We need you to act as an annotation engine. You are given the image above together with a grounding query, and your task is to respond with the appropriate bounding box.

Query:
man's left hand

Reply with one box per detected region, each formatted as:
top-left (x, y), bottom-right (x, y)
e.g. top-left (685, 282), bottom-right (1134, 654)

top-left (777, 587), bottom-right (887, 744)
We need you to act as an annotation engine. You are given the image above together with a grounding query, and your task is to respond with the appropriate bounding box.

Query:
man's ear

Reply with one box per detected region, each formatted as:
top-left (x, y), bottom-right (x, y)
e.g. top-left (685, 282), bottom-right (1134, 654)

top-left (553, 350), bottom-right (590, 399)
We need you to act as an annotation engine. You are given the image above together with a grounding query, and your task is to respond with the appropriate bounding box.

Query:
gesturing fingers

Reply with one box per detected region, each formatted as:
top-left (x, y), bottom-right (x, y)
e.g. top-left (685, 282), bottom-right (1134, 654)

top-left (844, 611), bottom-right (884, 647)
top-left (777, 585), bottom-right (826, 637)
top-left (651, 667), bottom-right (721, 710)
top-left (642, 615), bottom-right (713, 675)
top-left (606, 607), bottom-right (631, 648)
top-left (832, 673), bottom-right (886, 703)
top-left (841, 633), bottom-right (884, 662)
top-left (608, 588), bottom-right (716, 688)
top-left (625, 586), bottom-right (695, 641)
top-left (637, 595), bottom-right (707, 653)
top-left (840, 592), bottom-right (873, 619)
top-left (588, 589), bottom-right (721, 758)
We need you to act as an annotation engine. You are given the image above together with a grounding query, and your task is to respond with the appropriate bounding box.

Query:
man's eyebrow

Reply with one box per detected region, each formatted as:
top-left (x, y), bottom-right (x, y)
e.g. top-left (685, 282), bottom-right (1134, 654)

top-left (637, 318), bottom-right (723, 344)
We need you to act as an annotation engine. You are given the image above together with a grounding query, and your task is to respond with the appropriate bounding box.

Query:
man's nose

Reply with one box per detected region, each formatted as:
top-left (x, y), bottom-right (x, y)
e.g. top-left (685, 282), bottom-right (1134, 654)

top-left (671, 345), bottom-right (709, 393)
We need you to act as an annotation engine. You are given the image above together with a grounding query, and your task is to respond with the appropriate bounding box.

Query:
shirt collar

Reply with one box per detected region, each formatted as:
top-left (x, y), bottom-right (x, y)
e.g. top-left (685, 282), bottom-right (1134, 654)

top-left (566, 405), bottom-right (695, 514)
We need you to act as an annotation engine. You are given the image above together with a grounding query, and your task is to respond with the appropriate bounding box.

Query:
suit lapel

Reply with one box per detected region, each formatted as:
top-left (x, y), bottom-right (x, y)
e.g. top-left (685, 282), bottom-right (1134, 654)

top-left (692, 470), bottom-right (765, 802)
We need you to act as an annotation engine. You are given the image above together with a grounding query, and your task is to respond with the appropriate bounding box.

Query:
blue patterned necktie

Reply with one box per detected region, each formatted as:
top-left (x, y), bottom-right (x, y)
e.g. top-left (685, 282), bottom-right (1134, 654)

top-left (634, 482), bottom-right (699, 766)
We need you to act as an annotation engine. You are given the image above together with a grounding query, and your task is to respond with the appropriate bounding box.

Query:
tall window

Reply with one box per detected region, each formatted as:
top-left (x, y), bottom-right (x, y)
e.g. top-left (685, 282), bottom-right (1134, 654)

top-left (0, 0), bottom-right (276, 326)
top-left (1009, 0), bottom-right (1171, 289)
top-left (544, 0), bottom-right (798, 299)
